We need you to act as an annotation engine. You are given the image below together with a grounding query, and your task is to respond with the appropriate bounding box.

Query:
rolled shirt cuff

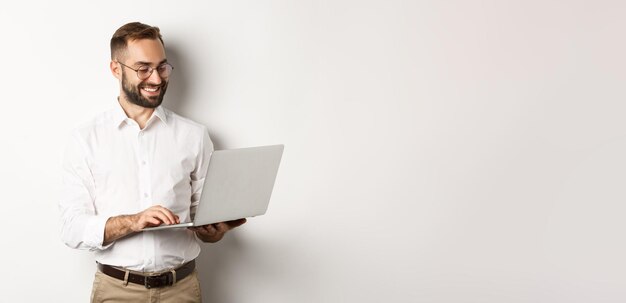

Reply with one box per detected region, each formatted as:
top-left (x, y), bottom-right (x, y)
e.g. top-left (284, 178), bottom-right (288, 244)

top-left (84, 215), bottom-right (114, 251)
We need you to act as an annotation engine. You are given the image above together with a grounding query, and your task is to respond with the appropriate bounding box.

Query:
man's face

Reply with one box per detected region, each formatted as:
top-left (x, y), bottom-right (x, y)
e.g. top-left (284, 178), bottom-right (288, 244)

top-left (118, 39), bottom-right (169, 108)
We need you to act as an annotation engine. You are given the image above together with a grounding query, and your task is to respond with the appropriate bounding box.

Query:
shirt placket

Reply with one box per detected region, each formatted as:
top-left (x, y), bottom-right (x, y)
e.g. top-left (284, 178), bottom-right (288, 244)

top-left (137, 128), bottom-right (156, 271)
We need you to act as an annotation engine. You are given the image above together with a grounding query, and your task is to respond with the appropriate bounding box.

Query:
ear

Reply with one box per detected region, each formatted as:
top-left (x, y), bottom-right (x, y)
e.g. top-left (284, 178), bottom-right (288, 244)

top-left (110, 60), bottom-right (122, 80)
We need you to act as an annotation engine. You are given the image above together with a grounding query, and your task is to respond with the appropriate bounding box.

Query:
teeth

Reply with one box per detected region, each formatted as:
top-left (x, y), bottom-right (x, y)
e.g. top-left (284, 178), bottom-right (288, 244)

top-left (143, 87), bottom-right (158, 92)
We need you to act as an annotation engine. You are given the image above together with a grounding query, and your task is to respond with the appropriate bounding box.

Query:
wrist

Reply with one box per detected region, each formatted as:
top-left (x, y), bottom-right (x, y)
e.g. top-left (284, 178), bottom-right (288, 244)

top-left (127, 214), bottom-right (140, 232)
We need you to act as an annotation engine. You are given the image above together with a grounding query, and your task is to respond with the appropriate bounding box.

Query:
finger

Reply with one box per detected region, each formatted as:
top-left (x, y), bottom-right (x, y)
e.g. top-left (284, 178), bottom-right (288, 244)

top-left (154, 207), bottom-right (178, 225)
top-left (148, 205), bottom-right (176, 224)
top-left (151, 208), bottom-right (178, 225)
top-left (193, 224), bottom-right (215, 236)
top-left (148, 210), bottom-right (173, 225)
top-left (143, 217), bottom-right (162, 227)
top-left (226, 218), bottom-right (247, 228)
top-left (215, 223), bottom-right (229, 233)
top-left (206, 224), bottom-right (219, 234)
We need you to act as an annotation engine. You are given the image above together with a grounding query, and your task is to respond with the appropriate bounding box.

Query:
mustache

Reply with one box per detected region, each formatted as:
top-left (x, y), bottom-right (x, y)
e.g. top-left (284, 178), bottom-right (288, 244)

top-left (139, 83), bottom-right (166, 88)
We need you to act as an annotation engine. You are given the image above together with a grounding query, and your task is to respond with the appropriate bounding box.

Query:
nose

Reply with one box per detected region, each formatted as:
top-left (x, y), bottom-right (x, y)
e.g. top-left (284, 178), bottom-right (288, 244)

top-left (145, 69), bottom-right (162, 85)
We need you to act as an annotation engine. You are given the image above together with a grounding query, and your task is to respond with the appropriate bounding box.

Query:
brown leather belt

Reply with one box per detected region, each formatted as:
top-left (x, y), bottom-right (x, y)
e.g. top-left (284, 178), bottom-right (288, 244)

top-left (97, 260), bottom-right (195, 289)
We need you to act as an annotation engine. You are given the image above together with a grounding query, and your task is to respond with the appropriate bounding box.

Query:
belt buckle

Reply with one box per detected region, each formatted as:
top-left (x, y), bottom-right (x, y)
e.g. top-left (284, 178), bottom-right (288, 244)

top-left (144, 274), bottom-right (171, 289)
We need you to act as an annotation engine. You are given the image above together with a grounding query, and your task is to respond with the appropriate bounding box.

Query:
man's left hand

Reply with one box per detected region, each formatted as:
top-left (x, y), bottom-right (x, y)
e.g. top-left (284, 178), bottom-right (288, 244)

top-left (189, 218), bottom-right (247, 243)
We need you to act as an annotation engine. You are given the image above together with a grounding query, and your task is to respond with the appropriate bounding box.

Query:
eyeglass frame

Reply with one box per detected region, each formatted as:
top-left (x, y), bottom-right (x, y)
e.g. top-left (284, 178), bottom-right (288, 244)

top-left (116, 60), bottom-right (174, 80)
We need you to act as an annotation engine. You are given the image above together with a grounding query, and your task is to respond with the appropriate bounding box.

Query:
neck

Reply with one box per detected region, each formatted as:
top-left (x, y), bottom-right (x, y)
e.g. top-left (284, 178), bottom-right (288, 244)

top-left (118, 96), bottom-right (155, 129)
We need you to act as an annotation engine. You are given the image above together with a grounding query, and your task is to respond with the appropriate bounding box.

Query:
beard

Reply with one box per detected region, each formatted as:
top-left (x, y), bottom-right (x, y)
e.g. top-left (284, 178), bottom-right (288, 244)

top-left (121, 70), bottom-right (168, 109)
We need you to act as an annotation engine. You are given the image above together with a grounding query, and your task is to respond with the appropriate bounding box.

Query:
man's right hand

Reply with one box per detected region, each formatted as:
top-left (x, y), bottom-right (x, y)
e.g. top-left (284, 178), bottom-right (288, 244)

top-left (130, 205), bottom-right (180, 232)
top-left (103, 205), bottom-right (180, 245)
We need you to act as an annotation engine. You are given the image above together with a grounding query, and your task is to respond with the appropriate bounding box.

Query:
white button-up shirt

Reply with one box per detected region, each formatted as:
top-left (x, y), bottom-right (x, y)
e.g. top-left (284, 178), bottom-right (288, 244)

top-left (59, 102), bottom-right (213, 272)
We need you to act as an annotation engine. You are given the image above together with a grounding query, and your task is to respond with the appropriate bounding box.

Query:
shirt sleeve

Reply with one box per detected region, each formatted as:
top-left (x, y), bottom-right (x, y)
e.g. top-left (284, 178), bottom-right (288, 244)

top-left (190, 127), bottom-right (214, 220)
top-left (59, 132), bottom-right (112, 251)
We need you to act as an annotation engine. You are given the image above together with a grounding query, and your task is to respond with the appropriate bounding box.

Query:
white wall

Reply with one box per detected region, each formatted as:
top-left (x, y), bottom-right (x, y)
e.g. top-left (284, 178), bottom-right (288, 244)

top-left (2, 1), bottom-right (626, 302)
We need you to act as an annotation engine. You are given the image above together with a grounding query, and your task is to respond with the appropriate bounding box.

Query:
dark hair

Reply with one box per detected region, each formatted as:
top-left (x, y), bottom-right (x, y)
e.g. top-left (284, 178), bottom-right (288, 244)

top-left (110, 22), bottom-right (164, 60)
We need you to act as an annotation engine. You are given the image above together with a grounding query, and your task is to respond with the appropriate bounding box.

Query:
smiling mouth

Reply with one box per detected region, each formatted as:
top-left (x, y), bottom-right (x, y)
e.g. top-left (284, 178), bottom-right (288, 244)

top-left (141, 86), bottom-right (161, 93)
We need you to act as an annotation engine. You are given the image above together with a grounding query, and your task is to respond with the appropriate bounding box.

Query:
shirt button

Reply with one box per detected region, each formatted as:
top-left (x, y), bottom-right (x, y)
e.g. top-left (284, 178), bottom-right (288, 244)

top-left (144, 193), bottom-right (149, 198)
top-left (142, 160), bottom-right (146, 165)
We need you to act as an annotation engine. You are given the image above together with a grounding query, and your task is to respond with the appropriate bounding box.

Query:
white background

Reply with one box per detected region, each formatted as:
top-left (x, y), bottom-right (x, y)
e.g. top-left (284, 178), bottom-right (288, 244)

top-left (1, 1), bottom-right (626, 302)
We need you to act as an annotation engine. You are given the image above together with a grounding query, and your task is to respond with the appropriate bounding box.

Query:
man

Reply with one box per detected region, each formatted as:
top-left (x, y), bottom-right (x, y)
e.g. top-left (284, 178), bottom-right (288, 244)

top-left (59, 22), bottom-right (246, 303)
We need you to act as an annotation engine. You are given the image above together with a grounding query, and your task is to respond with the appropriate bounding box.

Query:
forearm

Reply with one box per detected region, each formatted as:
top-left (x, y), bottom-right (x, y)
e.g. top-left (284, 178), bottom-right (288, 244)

top-left (103, 215), bottom-right (137, 245)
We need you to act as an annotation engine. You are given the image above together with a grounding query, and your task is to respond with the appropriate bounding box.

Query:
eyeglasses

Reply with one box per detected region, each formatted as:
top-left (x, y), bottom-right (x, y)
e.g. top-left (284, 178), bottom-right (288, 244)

top-left (117, 61), bottom-right (174, 80)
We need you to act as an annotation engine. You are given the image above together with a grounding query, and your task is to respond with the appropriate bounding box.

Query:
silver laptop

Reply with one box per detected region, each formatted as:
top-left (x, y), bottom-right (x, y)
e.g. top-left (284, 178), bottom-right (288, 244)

top-left (143, 144), bottom-right (284, 231)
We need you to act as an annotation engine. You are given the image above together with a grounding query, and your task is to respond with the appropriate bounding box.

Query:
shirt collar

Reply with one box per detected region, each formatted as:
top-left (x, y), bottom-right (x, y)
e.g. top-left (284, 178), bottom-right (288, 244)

top-left (113, 101), bottom-right (129, 128)
top-left (113, 100), bottom-right (169, 129)
top-left (152, 105), bottom-right (168, 125)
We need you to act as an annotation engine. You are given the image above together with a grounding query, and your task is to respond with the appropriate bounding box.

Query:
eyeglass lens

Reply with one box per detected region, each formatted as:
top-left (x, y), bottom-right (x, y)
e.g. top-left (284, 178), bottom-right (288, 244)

top-left (137, 64), bottom-right (173, 80)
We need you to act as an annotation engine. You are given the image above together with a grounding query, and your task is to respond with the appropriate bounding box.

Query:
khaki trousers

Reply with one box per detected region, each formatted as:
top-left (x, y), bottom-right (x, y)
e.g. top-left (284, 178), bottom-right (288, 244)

top-left (90, 269), bottom-right (202, 303)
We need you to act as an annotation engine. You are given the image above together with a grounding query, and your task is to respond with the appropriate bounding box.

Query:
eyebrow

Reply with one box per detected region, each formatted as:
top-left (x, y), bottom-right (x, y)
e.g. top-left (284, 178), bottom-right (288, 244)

top-left (133, 59), bottom-right (168, 67)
